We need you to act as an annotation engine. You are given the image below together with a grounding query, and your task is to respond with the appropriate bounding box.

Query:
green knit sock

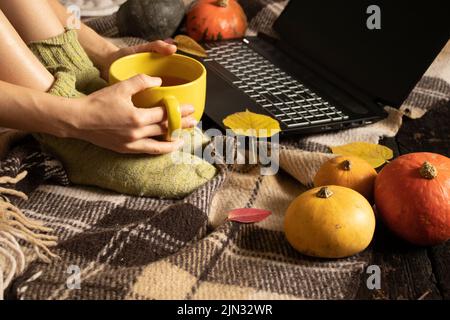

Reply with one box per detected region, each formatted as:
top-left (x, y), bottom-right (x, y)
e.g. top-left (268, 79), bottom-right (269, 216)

top-left (29, 29), bottom-right (107, 94)
top-left (30, 31), bottom-right (217, 199)
top-left (47, 68), bottom-right (84, 98)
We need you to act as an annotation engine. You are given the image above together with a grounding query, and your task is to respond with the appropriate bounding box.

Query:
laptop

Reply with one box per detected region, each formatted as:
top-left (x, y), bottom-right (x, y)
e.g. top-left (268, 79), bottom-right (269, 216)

top-left (200, 0), bottom-right (449, 135)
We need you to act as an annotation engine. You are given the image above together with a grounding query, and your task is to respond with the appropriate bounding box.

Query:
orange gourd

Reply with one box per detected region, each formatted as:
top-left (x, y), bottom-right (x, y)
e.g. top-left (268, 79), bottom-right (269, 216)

top-left (314, 155), bottom-right (377, 201)
top-left (375, 152), bottom-right (450, 246)
top-left (186, 0), bottom-right (248, 41)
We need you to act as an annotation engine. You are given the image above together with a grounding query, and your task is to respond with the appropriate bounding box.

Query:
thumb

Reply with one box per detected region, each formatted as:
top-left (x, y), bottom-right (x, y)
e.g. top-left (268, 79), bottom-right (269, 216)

top-left (119, 74), bottom-right (162, 96)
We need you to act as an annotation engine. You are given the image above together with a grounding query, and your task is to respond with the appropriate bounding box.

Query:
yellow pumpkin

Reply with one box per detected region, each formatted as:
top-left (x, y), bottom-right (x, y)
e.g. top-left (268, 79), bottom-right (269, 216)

top-left (284, 186), bottom-right (376, 258)
top-left (314, 155), bottom-right (377, 201)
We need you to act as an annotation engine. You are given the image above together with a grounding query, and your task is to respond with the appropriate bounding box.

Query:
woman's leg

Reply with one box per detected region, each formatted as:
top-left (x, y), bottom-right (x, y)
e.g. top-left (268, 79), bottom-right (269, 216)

top-left (0, 0), bottom-right (64, 43)
top-left (0, 0), bottom-right (106, 94)
top-left (0, 10), bottom-right (54, 92)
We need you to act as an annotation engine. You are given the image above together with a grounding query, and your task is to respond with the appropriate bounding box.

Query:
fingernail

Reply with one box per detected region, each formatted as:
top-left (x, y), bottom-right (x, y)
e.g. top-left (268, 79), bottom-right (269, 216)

top-left (164, 38), bottom-right (175, 45)
top-left (150, 76), bottom-right (162, 86)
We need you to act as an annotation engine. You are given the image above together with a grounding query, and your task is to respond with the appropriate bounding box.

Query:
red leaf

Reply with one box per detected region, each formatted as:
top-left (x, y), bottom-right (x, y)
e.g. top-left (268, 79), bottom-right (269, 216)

top-left (227, 208), bottom-right (272, 223)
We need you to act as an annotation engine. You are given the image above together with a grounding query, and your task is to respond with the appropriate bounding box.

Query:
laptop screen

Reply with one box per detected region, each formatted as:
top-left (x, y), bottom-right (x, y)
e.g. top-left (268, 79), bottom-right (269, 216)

top-left (274, 0), bottom-right (449, 107)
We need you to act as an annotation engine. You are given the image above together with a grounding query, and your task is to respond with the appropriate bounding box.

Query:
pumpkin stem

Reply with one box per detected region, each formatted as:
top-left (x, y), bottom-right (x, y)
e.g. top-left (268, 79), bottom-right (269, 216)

top-left (317, 187), bottom-right (333, 199)
top-left (216, 0), bottom-right (229, 7)
top-left (419, 161), bottom-right (438, 179)
top-left (341, 160), bottom-right (352, 171)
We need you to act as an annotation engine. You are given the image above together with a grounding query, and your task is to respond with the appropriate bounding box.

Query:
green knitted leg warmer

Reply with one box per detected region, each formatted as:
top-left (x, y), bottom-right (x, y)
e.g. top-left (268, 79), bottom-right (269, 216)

top-left (30, 31), bottom-right (217, 199)
top-left (28, 29), bottom-right (107, 94)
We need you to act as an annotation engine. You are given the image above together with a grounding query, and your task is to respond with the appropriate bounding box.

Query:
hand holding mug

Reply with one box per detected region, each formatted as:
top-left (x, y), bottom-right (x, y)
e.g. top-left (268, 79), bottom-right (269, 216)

top-left (70, 74), bottom-right (197, 154)
top-left (109, 52), bottom-right (207, 142)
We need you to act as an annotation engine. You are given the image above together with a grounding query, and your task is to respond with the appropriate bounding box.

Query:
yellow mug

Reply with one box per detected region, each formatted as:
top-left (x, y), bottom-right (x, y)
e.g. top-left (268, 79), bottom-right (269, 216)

top-left (109, 52), bottom-right (207, 140)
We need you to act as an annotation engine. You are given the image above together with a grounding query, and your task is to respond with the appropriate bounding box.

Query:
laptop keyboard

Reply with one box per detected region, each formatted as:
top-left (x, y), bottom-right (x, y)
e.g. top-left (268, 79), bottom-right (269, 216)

top-left (204, 41), bottom-right (350, 128)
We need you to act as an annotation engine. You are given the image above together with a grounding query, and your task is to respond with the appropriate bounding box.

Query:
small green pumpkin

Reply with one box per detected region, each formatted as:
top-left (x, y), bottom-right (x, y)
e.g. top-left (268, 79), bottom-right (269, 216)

top-left (117, 0), bottom-right (185, 41)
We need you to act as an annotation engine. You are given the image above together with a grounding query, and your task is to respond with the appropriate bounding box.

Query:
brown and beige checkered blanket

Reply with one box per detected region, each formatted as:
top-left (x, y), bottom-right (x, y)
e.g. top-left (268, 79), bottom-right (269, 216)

top-left (1, 0), bottom-right (449, 300)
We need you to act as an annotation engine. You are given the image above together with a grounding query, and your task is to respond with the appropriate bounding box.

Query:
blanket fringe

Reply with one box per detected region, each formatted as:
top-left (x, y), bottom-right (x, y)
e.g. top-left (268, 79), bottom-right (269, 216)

top-left (0, 171), bottom-right (59, 300)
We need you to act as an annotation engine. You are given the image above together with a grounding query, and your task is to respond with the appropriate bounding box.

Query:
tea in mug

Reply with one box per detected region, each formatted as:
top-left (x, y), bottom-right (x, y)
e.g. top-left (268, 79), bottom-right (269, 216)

top-left (157, 76), bottom-right (190, 87)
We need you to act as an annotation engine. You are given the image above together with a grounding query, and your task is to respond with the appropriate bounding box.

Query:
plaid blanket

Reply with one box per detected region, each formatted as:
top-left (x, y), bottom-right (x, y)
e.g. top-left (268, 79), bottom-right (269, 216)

top-left (1, 0), bottom-right (449, 300)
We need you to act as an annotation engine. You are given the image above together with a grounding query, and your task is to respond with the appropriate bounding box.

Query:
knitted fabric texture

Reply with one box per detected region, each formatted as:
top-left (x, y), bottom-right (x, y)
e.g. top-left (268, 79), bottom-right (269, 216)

top-left (28, 29), bottom-right (107, 94)
top-left (29, 30), bottom-right (217, 199)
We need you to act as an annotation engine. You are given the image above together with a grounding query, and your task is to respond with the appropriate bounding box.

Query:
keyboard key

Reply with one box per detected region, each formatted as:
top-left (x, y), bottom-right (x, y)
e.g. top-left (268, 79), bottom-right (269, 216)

top-left (268, 87), bottom-right (280, 93)
top-left (287, 121), bottom-right (309, 128)
top-left (256, 98), bottom-right (269, 104)
top-left (261, 92), bottom-right (281, 104)
top-left (265, 106), bottom-right (280, 113)
top-left (310, 117), bottom-right (332, 125)
top-left (293, 102), bottom-right (307, 108)
top-left (296, 92), bottom-right (309, 99)
top-left (275, 93), bottom-right (293, 103)
top-left (308, 110), bottom-right (322, 116)
top-left (293, 115), bottom-right (309, 121)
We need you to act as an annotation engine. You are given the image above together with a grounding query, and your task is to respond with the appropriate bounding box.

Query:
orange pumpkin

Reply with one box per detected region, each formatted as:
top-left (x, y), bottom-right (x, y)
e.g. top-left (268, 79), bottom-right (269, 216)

top-left (314, 155), bottom-right (377, 201)
top-left (375, 152), bottom-right (450, 246)
top-left (186, 0), bottom-right (248, 41)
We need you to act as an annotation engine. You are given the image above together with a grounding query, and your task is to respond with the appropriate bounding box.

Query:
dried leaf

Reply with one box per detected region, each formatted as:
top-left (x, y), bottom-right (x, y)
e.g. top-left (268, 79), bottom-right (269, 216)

top-left (223, 109), bottom-right (281, 137)
top-left (227, 208), bottom-right (272, 223)
top-left (331, 142), bottom-right (394, 168)
top-left (174, 35), bottom-right (208, 58)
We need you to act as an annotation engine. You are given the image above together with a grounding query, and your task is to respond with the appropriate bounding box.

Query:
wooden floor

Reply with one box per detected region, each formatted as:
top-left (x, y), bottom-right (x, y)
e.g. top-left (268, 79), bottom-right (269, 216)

top-left (356, 102), bottom-right (450, 300)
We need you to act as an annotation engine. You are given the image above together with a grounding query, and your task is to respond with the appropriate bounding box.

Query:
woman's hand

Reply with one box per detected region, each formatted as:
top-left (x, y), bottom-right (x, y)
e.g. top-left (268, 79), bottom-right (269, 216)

top-left (68, 74), bottom-right (197, 154)
top-left (99, 40), bottom-right (177, 80)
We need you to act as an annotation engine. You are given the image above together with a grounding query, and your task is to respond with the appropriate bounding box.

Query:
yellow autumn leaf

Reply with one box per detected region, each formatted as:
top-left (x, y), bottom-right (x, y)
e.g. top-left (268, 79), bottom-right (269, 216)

top-left (223, 110), bottom-right (281, 137)
top-left (331, 142), bottom-right (394, 168)
top-left (174, 35), bottom-right (208, 58)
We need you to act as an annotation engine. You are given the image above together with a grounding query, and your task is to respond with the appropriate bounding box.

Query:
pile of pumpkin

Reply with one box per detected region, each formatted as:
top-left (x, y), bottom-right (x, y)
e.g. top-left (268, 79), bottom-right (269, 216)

top-left (117, 0), bottom-right (248, 42)
top-left (284, 152), bottom-right (450, 258)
